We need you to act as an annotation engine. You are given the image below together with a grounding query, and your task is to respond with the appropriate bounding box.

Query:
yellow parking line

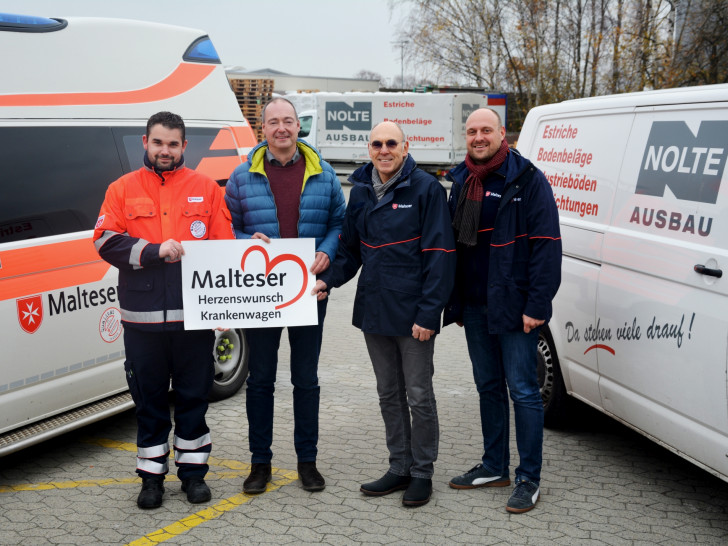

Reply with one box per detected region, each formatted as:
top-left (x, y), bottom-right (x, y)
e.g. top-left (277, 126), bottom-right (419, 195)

top-left (1, 436), bottom-right (301, 544)
top-left (83, 437), bottom-right (137, 452)
top-left (0, 470), bottom-right (261, 493)
top-left (0, 476), bottom-right (139, 493)
top-left (125, 472), bottom-right (297, 546)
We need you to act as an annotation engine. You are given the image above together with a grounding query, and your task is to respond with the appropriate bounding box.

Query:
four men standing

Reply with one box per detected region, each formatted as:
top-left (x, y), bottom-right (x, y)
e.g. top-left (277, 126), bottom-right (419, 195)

top-left (96, 105), bottom-right (560, 514)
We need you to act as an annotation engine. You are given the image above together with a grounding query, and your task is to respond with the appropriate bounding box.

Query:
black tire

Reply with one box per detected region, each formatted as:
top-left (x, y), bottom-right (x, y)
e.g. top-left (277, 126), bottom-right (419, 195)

top-left (537, 326), bottom-right (571, 428)
top-left (209, 328), bottom-right (248, 401)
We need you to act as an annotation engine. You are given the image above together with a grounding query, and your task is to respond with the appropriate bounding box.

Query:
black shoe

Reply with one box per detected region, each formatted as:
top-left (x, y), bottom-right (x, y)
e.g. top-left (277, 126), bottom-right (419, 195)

top-left (360, 472), bottom-right (411, 496)
top-left (297, 461), bottom-right (326, 492)
top-left (137, 477), bottom-right (164, 509)
top-left (402, 477), bottom-right (432, 507)
top-left (243, 463), bottom-right (272, 494)
top-left (181, 477), bottom-right (211, 504)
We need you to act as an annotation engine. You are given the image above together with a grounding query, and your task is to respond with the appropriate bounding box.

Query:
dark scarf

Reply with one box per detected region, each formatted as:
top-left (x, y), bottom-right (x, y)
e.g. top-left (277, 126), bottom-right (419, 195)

top-left (452, 139), bottom-right (510, 246)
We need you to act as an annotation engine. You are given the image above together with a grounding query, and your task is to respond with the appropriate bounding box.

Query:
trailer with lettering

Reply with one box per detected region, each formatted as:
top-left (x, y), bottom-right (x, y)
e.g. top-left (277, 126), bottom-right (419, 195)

top-left (285, 92), bottom-right (507, 177)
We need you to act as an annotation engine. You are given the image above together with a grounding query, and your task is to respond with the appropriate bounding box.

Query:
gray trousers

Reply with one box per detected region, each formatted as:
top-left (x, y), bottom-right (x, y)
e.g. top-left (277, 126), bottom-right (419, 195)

top-left (363, 332), bottom-right (439, 479)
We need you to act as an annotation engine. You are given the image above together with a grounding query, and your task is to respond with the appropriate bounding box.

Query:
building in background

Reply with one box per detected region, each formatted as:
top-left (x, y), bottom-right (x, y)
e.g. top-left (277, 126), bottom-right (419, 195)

top-left (226, 67), bottom-right (379, 142)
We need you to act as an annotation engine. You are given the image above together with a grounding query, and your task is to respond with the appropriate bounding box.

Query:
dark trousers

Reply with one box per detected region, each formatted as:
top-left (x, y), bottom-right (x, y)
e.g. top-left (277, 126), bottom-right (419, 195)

top-left (244, 299), bottom-right (327, 464)
top-left (363, 332), bottom-right (439, 479)
top-left (123, 327), bottom-right (215, 480)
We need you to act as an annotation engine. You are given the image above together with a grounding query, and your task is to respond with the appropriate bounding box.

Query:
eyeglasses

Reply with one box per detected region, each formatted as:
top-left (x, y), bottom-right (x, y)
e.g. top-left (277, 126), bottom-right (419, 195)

top-left (370, 139), bottom-right (401, 150)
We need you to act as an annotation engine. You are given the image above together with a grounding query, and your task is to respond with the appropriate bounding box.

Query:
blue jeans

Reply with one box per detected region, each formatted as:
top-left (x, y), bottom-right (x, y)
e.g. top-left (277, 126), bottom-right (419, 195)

top-left (244, 299), bottom-right (327, 464)
top-left (363, 333), bottom-right (439, 479)
top-left (462, 304), bottom-right (543, 484)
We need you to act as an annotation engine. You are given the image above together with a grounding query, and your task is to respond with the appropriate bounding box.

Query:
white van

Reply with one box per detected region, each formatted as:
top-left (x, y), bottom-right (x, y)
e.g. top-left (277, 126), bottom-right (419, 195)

top-left (0, 13), bottom-right (257, 456)
top-left (517, 84), bottom-right (728, 482)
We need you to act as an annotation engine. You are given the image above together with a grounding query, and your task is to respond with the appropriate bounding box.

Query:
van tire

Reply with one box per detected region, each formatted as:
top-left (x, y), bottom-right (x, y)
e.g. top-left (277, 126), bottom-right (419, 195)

top-left (537, 326), bottom-right (571, 428)
top-left (209, 329), bottom-right (248, 401)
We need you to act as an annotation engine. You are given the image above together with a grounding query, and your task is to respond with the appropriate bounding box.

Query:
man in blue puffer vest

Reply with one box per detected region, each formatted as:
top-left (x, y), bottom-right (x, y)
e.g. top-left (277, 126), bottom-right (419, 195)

top-left (225, 98), bottom-right (346, 494)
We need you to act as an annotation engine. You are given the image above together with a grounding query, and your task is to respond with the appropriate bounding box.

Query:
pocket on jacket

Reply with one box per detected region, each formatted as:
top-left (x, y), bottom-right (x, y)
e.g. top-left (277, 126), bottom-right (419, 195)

top-left (182, 202), bottom-right (213, 218)
top-left (183, 203), bottom-right (212, 239)
top-left (379, 264), bottom-right (422, 295)
top-left (124, 198), bottom-right (156, 220)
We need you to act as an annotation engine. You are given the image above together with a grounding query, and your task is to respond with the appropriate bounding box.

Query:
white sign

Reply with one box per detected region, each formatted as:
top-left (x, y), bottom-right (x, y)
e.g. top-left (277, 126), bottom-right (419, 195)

top-left (181, 239), bottom-right (317, 329)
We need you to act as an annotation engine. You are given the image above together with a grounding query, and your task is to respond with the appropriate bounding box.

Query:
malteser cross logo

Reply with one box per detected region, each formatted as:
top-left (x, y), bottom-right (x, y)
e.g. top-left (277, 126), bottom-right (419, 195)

top-left (325, 102), bottom-right (372, 131)
top-left (17, 295), bottom-right (43, 334)
top-left (636, 120), bottom-right (726, 204)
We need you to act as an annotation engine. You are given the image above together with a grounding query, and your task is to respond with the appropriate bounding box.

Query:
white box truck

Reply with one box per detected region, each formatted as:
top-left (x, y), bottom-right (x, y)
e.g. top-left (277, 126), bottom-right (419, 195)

top-left (517, 83), bottom-right (728, 482)
top-left (286, 92), bottom-right (507, 178)
top-left (0, 13), bottom-right (257, 456)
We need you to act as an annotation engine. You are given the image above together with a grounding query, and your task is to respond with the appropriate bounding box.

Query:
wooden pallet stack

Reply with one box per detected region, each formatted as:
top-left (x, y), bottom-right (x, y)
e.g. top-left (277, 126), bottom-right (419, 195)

top-left (229, 78), bottom-right (274, 142)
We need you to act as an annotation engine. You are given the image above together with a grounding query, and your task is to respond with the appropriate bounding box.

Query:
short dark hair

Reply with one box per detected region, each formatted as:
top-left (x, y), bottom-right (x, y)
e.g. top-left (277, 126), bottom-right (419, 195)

top-left (146, 111), bottom-right (186, 141)
top-left (262, 97), bottom-right (298, 123)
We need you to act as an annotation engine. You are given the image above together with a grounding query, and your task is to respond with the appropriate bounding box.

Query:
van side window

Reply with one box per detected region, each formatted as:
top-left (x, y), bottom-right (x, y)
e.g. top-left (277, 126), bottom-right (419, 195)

top-left (0, 126), bottom-right (242, 244)
top-left (299, 115), bottom-right (312, 138)
top-left (0, 127), bottom-right (124, 243)
top-left (115, 127), bottom-right (240, 185)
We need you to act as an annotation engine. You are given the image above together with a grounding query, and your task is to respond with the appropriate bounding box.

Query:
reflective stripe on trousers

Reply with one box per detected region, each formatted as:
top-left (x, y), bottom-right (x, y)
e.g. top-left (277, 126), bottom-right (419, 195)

top-left (121, 309), bottom-right (184, 324)
top-left (174, 433), bottom-right (212, 465)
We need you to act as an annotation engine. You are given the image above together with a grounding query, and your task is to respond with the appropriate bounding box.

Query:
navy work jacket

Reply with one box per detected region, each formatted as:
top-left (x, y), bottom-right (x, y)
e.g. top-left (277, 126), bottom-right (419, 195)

top-left (321, 155), bottom-right (456, 336)
top-left (444, 149), bottom-right (562, 333)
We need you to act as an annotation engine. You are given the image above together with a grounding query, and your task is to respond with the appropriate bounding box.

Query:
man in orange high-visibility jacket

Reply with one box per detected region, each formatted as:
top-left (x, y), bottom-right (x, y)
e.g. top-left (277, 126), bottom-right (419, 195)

top-left (93, 112), bottom-right (234, 510)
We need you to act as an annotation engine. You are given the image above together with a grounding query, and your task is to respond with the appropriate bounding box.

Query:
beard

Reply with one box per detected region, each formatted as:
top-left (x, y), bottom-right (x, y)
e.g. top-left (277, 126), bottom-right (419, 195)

top-left (151, 155), bottom-right (177, 171)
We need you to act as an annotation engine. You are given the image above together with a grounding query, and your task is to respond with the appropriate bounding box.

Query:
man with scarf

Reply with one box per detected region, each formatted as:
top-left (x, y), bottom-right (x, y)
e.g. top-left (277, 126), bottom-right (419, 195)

top-left (312, 121), bottom-right (455, 507)
top-left (444, 108), bottom-right (561, 513)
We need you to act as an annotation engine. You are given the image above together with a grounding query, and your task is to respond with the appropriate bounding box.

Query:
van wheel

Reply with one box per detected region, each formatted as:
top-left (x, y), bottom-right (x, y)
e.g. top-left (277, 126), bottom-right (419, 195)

top-left (537, 327), bottom-right (570, 428)
top-left (209, 329), bottom-right (248, 401)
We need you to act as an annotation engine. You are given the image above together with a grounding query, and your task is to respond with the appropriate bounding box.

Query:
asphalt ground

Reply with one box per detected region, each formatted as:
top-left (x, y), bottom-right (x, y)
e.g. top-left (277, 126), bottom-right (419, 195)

top-left (2, 187), bottom-right (728, 545)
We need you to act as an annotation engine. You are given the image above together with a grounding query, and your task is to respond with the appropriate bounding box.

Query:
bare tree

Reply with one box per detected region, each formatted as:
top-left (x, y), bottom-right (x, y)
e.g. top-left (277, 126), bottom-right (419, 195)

top-left (398, 0), bottom-right (728, 129)
top-left (400, 0), bottom-right (504, 88)
top-left (667, 0), bottom-right (728, 85)
top-left (354, 70), bottom-right (385, 87)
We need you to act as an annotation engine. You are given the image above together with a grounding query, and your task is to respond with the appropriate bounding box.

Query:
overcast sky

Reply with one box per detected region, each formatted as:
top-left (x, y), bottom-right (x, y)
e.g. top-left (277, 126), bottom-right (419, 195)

top-left (1, 0), bottom-right (409, 81)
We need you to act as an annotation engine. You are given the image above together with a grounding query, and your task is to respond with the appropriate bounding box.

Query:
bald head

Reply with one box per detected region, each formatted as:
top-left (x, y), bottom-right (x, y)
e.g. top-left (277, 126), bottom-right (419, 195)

top-left (370, 121), bottom-right (405, 142)
top-left (368, 121), bottom-right (409, 182)
top-left (465, 108), bottom-right (506, 164)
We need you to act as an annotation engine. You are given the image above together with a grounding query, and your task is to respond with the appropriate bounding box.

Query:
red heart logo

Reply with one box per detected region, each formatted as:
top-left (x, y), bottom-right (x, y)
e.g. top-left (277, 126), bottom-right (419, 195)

top-left (240, 245), bottom-right (308, 310)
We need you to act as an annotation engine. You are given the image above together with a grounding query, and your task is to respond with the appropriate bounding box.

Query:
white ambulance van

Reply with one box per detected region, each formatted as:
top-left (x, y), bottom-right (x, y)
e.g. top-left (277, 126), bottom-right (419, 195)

top-left (517, 83), bottom-right (728, 482)
top-left (0, 13), bottom-right (258, 456)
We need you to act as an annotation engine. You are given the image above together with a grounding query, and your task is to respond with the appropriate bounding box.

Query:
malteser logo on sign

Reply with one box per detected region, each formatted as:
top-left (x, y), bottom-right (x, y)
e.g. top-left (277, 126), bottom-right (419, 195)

top-left (637, 120), bottom-right (726, 204)
top-left (325, 102), bottom-right (372, 130)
